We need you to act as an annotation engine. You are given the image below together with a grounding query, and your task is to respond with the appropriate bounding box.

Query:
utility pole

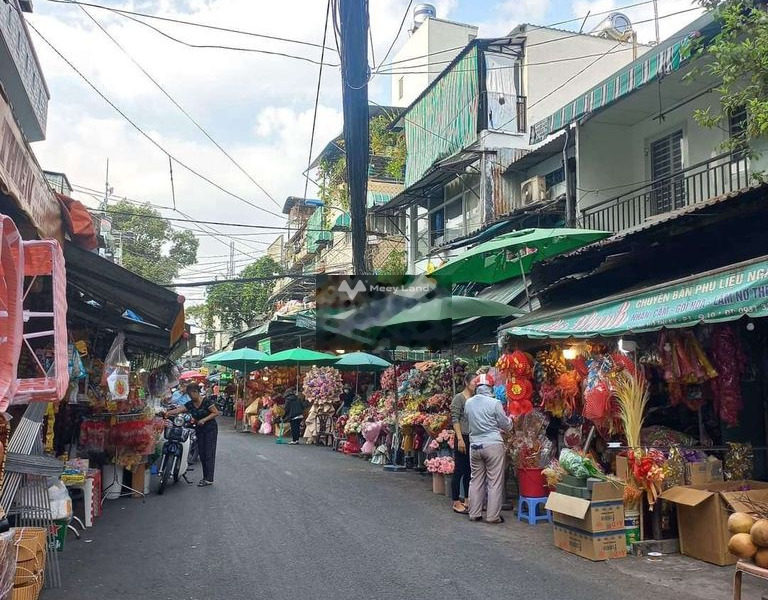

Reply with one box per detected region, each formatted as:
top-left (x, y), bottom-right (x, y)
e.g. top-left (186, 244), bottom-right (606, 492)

top-left (652, 0), bottom-right (660, 45)
top-left (338, 0), bottom-right (370, 275)
top-left (101, 158), bottom-right (113, 210)
top-left (228, 241), bottom-right (235, 277)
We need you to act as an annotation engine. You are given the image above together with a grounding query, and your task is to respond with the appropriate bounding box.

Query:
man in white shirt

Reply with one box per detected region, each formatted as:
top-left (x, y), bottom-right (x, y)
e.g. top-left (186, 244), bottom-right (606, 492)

top-left (464, 373), bottom-right (512, 524)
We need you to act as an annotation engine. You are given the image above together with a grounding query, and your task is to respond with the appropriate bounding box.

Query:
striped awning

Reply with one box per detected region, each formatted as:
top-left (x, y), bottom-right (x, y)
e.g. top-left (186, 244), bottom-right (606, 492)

top-left (530, 37), bottom-right (696, 145)
top-left (367, 190), bottom-right (395, 207)
top-left (332, 212), bottom-right (351, 231)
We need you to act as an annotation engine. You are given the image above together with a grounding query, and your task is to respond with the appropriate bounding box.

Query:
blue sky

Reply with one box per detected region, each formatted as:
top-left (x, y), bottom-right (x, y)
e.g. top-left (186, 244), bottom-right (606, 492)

top-left (24, 0), bottom-right (703, 296)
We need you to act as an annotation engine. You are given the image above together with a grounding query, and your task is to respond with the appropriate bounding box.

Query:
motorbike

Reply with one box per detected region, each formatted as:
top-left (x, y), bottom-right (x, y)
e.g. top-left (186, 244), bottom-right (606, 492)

top-left (156, 413), bottom-right (194, 495)
top-left (216, 394), bottom-right (235, 417)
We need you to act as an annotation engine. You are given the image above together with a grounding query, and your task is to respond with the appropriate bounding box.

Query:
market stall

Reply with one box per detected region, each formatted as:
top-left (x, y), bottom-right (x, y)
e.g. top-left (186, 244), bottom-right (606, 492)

top-left (495, 256), bottom-right (768, 564)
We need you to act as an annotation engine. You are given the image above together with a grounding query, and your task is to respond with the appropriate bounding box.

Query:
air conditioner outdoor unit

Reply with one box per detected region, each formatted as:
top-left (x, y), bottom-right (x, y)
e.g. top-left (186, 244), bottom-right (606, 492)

top-left (521, 176), bottom-right (547, 206)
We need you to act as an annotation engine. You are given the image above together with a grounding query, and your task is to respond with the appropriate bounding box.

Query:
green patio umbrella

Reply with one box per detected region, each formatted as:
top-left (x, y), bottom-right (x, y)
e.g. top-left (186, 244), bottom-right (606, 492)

top-left (203, 348), bottom-right (269, 373)
top-left (259, 348), bottom-right (339, 365)
top-left (334, 352), bottom-right (391, 371)
top-left (203, 348), bottom-right (269, 430)
top-left (260, 348), bottom-right (340, 392)
top-left (334, 351), bottom-right (391, 395)
top-left (429, 228), bottom-right (611, 286)
top-left (380, 296), bottom-right (523, 327)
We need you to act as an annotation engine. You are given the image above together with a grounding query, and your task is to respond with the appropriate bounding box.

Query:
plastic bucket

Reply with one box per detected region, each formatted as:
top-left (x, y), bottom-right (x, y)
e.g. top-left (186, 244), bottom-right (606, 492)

top-left (432, 473), bottom-right (445, 494)
top-left (625, 509), bottom-right (641, 550)
top-left (517, 468), bottom-right (547, 497)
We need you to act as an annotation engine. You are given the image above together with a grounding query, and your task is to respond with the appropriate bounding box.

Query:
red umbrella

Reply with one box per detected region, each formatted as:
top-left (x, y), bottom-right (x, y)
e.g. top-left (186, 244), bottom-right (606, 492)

top-left (179, 370), bottom-right (207, 382)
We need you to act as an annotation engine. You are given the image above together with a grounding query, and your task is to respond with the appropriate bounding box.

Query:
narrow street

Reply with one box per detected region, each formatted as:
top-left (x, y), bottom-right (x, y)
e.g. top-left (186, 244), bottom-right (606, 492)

top-left (43, 421), bottom-right (748, 600)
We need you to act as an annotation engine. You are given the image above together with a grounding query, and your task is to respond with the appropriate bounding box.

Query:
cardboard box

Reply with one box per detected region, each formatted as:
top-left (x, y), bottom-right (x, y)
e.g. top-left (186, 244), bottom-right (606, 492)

top-left (547, 480), bottom-right (625, 533)
top-left (685, 459), bottom-right (724, 486)
top-left (661, 480), bottom-right (768, 566)
top-left (552, 523), bottom-right (627, 561)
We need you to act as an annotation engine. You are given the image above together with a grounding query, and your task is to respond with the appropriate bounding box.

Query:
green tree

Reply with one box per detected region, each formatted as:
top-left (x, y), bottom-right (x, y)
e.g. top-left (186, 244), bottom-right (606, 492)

top-left (693, 0), bottom-right (768, 157)
top-left (185, 303), bottom-right (212, 330)
top-left (108, 200), bottom-right (199, 284)
top-left (204, 256), bottom-right (283, 329)
top-left (376, 249), bottom-right (407, 276)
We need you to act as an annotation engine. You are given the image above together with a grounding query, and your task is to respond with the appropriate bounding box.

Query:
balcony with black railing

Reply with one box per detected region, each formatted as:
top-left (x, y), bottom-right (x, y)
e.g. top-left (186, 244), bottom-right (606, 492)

top-left (580, 153), bottom-right (752, 233)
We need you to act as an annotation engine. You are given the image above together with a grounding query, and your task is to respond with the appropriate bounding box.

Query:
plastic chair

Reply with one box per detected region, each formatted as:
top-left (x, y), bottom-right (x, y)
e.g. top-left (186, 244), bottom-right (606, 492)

top-left (12, 240), bottom-right (68, 405)
top-left (0, 215), bottom-right (24, 411)
top-left (517, 495), bottom-right (552, 525)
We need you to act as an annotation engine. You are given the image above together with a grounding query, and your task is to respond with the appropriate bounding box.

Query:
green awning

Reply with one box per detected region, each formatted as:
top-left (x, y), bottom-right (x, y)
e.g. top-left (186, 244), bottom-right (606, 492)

top-left (332, 212), bottom-right (351, 231)
top-left (367, 191), bottom-right (395, 207)
top-left (502, 255), bottom-right (768, 339)
top-left (529, 13), bottom-right (720, 145)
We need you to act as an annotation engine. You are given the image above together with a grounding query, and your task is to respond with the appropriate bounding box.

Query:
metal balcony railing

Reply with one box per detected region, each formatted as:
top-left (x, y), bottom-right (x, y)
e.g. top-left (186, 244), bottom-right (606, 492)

top-left (581, 153), bottom-right (751, 233)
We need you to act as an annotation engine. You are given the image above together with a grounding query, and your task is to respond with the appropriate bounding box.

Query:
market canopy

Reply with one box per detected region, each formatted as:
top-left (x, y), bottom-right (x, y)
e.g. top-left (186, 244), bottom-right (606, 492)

top-left (501, 255), bottom-right (768, 339)
top-left (429, 228), bottom-right (611, 286)
top-left (203, 348), bottom-right (269, 372)
top-left (381, 296), bottom-right (523, 327)
top-left (334, 352), bottom-right (391, 371)
top-left (63, 242), bottom-right (185, 346)
top-left (259, 348), bottom-right (339, 365)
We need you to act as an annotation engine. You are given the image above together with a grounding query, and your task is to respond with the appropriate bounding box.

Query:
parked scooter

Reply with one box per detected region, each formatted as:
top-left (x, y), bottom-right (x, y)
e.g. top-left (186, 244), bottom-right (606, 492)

top-left (156, 414), bottom-right (194, 494)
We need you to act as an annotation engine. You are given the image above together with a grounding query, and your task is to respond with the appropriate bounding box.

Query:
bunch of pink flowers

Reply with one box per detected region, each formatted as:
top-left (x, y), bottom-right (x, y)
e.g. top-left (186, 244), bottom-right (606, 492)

top-left (428, 428), bottom-right (455, 452)
top-left (425, 456), bottom-right (455, 474)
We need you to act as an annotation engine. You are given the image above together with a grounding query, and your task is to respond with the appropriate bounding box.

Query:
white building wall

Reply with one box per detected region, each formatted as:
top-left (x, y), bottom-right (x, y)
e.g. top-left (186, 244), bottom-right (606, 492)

top-left (390, 18), bottom-right (477, 107)
top-left (523, 27), bottom-right (650, 128)
top-left (575, 92), bottom-right (768, 215)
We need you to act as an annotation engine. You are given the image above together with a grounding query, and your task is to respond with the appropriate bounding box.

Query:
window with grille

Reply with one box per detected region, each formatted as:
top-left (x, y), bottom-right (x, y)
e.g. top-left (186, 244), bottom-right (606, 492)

top-left (650, 129), bottom-right (685, 213)
top-left (728, 106), bottom-right (748, 159)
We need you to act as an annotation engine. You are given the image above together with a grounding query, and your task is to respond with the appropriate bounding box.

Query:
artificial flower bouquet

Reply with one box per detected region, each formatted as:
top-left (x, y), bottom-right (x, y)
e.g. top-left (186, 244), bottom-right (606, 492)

top-left (425, 456), bottom-right (454, 474)
top-left (428, 428), bottom-right (455, 453)
top-left (303, 366), bottom-right (343, 405)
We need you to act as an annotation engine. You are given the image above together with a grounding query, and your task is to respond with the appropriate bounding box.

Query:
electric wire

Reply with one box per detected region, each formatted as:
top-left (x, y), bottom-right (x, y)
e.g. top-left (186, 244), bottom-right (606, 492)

top-left (42, 0), bottom-right (338, 52)
top-left (303, 0), bottom-right (331, 201)
top-left (25, 19), bottom-right (286, 221)
top-left (78, 5), bottom-right (283, 210)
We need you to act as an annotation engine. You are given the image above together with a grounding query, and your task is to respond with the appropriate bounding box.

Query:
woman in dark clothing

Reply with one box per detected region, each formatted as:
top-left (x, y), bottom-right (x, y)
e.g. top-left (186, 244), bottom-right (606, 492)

top-left (164, 383), bottom-right (221, 486)
top-left (283, 392), bottom-right (305, 444)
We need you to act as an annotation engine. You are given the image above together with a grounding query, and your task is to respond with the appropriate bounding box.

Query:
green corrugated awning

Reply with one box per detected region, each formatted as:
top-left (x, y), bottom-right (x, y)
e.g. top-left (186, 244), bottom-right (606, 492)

top-left (529, 13), bottom-right (720, 145)
top-left (332, 212), bottom-right (351, 231)
top-left (501, 255), bottom-right (768, 339)
top-left (367, 191), bottom-right (394, 207)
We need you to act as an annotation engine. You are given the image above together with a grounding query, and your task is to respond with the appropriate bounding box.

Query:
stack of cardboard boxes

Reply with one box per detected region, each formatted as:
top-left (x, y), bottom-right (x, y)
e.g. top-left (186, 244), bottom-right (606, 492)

top-left (546, 477), bottom-right (627, 561)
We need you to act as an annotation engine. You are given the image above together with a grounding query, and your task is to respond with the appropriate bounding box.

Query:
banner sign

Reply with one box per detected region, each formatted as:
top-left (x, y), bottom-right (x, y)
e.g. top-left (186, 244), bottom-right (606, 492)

top-left (0, 94), bottom-right (62, 240)
top-left (505, 258), bottom-right (768, 339)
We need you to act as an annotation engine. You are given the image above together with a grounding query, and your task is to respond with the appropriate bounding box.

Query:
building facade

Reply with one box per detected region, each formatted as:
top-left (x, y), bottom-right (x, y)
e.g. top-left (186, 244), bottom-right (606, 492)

top-left (375, 21), bottom-right (648, 274)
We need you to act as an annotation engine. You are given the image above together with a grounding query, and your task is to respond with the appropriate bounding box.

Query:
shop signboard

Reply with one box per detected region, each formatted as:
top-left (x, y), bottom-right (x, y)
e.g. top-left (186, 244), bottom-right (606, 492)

top-left (0, 93), bottom-right (62, 240)
top-left (258, 338), bottom-right (271, 354)
top-left (505, 256), bottom-right (768, 338)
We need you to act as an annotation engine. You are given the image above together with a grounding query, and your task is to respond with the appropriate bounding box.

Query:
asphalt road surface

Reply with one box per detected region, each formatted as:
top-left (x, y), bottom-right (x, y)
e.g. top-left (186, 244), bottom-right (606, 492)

top-left (42, 421), bottom-right (725, 600)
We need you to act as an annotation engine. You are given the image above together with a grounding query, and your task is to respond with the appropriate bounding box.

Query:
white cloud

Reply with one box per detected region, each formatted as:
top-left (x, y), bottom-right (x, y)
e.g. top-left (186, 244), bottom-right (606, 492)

top-left (476, 0), bottom-right (552, 37)
top-left (26, 0), bottom-right (414, 283)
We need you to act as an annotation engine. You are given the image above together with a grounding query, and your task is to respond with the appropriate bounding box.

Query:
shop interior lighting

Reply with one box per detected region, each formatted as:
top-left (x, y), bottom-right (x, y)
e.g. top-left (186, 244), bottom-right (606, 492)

top-left (618, 338), bottom-right (637, 354)
top-left (562, 347), bottom-right (578, 360)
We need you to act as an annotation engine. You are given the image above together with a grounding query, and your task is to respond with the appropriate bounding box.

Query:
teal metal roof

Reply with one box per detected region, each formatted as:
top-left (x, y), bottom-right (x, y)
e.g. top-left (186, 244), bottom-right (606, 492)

top-left (332, 212), bottom-right (351, 231)
top-left (529, 13), bottom-right (719, 145)
top-left (367, 191), bottom-right (395, 207)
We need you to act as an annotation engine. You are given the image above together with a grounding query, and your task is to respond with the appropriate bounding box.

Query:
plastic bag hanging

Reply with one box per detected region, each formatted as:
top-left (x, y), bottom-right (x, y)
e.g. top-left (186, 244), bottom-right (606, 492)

top-left (103, 332), bottom-right (130, 400)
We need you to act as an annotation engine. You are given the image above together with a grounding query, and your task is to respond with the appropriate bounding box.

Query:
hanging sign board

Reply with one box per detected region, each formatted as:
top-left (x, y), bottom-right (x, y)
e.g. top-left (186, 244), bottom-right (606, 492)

top-left (0, 94), bottom-right (62, 240)
top-left (504, 256), bottom-right (768, 339)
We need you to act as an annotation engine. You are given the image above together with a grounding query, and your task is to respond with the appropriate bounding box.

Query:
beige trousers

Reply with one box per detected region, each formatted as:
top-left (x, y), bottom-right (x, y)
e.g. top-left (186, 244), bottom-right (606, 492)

top-left (468, 442), bottom-right (506, 522)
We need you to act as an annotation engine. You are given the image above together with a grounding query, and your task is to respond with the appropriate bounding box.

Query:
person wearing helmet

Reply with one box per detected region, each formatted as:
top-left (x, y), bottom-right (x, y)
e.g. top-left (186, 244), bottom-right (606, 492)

top-left (464, 372), bottom-right (512, 524)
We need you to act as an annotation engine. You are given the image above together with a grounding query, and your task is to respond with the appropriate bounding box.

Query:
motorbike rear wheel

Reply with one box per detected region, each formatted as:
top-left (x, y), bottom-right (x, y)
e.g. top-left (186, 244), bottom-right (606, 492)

top-left (158, 456), bottom-right (173, 495)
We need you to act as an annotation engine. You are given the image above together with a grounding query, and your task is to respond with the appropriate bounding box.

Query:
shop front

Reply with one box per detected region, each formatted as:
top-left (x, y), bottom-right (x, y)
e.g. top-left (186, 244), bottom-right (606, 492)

top-left (0, 206), bottom-right (190, 598)
top-left (496, 254), bottom-right (768, 565)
